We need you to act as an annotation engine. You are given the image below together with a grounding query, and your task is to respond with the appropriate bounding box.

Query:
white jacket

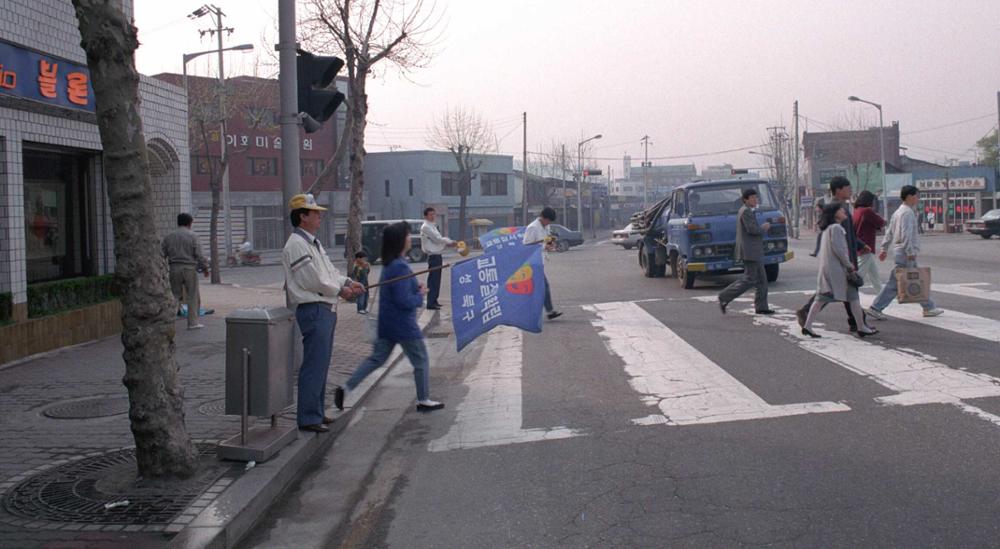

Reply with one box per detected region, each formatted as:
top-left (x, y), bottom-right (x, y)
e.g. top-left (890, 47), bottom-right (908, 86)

top-left (282, 229), bottom-right (350, 308)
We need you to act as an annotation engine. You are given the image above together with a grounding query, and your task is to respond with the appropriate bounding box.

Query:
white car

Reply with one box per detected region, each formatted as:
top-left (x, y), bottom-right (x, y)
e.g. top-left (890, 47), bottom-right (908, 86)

top-left (612, 223), bottom-right (642, 250)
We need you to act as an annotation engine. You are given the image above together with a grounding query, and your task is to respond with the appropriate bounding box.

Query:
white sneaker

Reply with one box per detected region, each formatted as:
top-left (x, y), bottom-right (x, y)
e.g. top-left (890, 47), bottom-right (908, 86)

top-left (416, 399), bottom-right (444, 412)
top-left (188, 323), bottom-right (205, 330)
top-left (865, 307), bottom-right (888, 321)
top-left (922, 308), bottom-right (944, 317)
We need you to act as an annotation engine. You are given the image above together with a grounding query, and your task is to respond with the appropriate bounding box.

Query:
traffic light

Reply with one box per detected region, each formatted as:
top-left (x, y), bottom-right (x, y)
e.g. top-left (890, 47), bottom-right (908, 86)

top-left (296, 49), bottom-right (345, 133)
top-left (582, 169), bottom-right (602, 177)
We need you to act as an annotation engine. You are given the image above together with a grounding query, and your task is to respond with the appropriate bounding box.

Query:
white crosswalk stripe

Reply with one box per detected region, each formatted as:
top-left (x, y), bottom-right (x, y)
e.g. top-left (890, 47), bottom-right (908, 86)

top-left (933, 283), bottom-right (1000, 303)
top-left (859, 293), bottom-right (1000, 343)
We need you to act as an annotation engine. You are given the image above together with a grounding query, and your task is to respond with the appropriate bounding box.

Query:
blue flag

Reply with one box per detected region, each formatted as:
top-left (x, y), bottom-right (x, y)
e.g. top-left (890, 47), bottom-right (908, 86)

top-left (450, 244), bottom-right (545, 351)
top-left (478, 226), bottom-right (526, 254)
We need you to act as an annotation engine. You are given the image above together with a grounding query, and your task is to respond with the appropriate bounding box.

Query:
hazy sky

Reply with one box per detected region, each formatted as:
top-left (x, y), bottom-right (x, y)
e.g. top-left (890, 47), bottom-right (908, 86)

top-left (134, 0), bottom-right (1000, 174)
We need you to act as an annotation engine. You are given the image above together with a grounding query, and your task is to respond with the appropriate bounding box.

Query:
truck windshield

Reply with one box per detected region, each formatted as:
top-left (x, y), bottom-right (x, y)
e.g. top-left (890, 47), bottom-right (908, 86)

top-left (689, 183), bottom-right (777, 216)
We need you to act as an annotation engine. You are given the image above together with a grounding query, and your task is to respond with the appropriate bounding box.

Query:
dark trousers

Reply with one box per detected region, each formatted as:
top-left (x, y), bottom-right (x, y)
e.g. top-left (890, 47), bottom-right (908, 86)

top-left (544, 276), bottom-right (554, 313)
top-left (356, 290), bottom-right (368, 312)
top-left (797, 294), bottom-right (864, 330)
top-left (295, 303), bottom-right (336, 427)
top-left (426, 254), bottom-right (443, 307)
top-left (719, 260), bottom-right (768, 312)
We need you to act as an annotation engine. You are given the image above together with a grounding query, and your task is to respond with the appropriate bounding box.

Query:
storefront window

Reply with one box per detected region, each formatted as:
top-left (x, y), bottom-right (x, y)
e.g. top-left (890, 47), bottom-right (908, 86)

top-left (23, 147), bottom-right (94, 282)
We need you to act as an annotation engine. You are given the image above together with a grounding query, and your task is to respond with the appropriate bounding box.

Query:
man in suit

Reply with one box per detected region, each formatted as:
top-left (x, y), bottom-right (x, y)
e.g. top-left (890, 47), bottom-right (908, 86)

top-left (795, 176), bottom-right (873, 333)
top-left (718, 188), bottom-right (774, 315)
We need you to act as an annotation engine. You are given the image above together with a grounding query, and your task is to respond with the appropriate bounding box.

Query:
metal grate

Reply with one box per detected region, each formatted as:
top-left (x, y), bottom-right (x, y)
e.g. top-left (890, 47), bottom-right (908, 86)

top-left (42, 396), bottom-right (130, 419)
top-left (197, 399), bottom-right (227, 416)
top-left (1, 443), bottom-right (236, 526)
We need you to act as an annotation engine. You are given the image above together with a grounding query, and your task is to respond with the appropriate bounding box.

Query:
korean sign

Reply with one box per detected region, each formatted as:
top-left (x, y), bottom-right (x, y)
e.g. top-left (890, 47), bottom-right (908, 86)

top-left (477, 226), bottom-right (526, 254)
top-left (0, 40), bottom-right (95, 112)
top-left (450, 244), bottom-right (545, 351)
top-left (914, 177), bottom-right (985, 191)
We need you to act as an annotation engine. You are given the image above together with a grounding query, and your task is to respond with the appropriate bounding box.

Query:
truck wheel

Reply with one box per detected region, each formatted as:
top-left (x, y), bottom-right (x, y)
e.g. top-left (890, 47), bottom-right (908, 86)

top-left (679, 259), bottom-right (696, 289)
top-left (640, 245), bottom-right (658, 278)
top-left (981, 233), bottom-right (992, 239)
top-left (765, 263), bottom-right (779, 282)
top-left (623, 244), bottom-right (633, 250)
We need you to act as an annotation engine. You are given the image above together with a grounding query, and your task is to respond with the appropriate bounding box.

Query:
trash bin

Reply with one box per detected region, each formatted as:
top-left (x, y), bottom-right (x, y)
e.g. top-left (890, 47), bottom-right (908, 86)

top-left (225, 307), bottom-right (295, 417)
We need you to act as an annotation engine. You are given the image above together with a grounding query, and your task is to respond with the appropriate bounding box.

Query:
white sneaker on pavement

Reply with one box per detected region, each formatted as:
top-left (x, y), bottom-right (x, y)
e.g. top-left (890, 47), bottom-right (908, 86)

top-left (188, 324), bottom-right (205, 330)
top-left (865, 307), bottom-right (888, 321)
top-left (922, 308), bottom-right (944, 317)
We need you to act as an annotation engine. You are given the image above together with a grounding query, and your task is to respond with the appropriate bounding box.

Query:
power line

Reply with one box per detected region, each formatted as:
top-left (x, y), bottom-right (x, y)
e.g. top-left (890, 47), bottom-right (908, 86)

top-left (903, 113), bottom-right (996, 136)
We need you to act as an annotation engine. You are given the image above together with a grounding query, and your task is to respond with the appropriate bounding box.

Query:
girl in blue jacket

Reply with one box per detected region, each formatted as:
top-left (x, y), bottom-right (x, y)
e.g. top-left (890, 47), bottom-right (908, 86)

top-left (336, 222), bottom-right (444, 412)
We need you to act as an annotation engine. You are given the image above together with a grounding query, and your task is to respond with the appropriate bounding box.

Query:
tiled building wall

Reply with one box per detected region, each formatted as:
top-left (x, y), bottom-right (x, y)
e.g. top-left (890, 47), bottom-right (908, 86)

top-left (140, 76), bottom-right (192, 240)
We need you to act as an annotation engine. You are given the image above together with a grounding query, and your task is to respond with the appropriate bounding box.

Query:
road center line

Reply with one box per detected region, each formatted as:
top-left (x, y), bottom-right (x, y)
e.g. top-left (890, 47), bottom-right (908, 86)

top-left (584, 301), bottom-right (849, 426)
top-left (428, 327), bottom-right (584, 452)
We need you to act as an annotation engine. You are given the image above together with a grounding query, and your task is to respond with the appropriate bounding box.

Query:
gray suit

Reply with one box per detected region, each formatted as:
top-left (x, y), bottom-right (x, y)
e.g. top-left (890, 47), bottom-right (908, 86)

top-left (719, 204), bottom-right (769, 312)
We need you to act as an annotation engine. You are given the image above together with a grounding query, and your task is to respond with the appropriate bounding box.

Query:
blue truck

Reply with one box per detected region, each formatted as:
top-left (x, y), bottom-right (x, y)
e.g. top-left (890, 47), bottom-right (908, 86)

top-left (632, 179), bottom-right (794, 289)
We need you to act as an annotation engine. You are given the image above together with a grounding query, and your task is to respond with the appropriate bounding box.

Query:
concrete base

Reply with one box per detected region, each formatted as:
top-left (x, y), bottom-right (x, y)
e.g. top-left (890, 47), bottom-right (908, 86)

top-left (217, 423), bottom-right (298, 463)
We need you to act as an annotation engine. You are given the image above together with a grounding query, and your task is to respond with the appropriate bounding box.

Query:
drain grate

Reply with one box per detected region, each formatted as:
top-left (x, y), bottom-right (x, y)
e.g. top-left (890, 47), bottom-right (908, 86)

top-left (1, 443), bottom-right (235, 527)
top-left (197, 399), bottom-right (227, 416)
top-left (42, 396), bottom-right (130, 419)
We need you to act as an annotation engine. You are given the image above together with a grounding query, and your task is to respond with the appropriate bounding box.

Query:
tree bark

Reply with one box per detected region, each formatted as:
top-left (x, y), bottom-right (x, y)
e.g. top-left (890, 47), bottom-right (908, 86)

top-left (345, 75), bottom-right (369, 258)
top-left (72, 0), bottom-right (197, 478)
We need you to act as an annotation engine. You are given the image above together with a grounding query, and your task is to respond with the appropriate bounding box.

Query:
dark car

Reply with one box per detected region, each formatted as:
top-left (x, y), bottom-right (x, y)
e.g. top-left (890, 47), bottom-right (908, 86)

top-left (965, 209), bottom-right (1000, 239)
top-left (548, 224), bottom-right (584, 252)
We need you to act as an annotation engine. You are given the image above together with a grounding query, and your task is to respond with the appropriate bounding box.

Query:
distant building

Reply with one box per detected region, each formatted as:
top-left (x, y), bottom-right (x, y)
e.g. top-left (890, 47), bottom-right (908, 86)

top-left (628, 163), bottom-right (697, 199)
top-left (364, 150), bottom-right (516, 238)
top-left (803, 123), bottom-right (901, 195)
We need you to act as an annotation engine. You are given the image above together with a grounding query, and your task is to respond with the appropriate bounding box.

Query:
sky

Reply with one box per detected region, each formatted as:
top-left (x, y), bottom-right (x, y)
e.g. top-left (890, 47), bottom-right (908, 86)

top-left (134, 0), bottom-right (1000, 176)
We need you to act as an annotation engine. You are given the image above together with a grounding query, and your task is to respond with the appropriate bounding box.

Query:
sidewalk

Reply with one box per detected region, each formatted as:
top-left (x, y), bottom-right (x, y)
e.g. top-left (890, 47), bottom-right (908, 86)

top-left (0, 278), bottom-right (432, 548)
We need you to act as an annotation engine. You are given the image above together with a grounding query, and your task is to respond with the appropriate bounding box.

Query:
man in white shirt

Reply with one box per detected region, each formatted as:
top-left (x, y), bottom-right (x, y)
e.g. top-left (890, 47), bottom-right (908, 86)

top-left (282, 193), bottom-right (364, 433)
top-left (523, 207), bottom-right (562, 320)
top-left (866, 185), bottom-right (943, 319)
top-left (420, 207), bottom-right (456, 310)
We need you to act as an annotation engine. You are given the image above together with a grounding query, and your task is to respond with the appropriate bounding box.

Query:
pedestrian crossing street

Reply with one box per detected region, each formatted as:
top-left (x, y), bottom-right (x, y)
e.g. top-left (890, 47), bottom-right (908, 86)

top-left (429, 284), bottom-right (1000, 452)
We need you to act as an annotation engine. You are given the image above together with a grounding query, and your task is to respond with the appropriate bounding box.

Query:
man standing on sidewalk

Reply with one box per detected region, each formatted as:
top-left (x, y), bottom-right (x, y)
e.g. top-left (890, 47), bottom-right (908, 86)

top-left (524, 207), bottom-right (562, 320)
top-left (718, 188), bottom-right (774, 315)
top-left (866, 185), bottom-right (944, 320)
top-left (420, 207), bottom-right (456, 310)
top-left (282, 194), bottom-right (364, 433)
top-left (161, 213), bottom-right (206, 330)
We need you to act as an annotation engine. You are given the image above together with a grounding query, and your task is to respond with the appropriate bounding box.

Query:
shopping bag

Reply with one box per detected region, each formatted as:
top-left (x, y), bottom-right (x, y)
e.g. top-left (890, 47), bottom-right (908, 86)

top-left (896, 267), bottom-right (931, 304)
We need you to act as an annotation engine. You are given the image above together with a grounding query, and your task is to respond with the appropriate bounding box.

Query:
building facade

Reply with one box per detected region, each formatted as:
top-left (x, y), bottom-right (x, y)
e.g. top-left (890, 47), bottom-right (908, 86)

top-left (803, 123), bottom-right (902, 195)
top-left (153, 73), bottom-right (351, 253)
top-left (364, 151), bottom-right (516, 238)
top-left (1, 1), bottom-right (189, 323)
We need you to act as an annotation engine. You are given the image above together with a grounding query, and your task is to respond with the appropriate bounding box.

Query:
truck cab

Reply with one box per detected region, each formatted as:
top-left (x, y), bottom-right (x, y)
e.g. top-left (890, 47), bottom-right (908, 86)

top-left (637, 179), bottom-right (793, 288)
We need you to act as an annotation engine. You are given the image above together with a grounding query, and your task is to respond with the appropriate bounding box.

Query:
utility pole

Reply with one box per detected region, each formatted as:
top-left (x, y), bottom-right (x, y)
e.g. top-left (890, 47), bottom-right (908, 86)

top-left (996, 92), bottom-right (999, 174)
top-left (197, 5), bottom-right (236, 264)
top-left (561, 144), bottom-right (567, 224)
top-left (278, 0), bottom-right (301, 239)
top-left (522, 112), bottom-right (528, 225)
top-left (793, 100), bottom-right (800, 239)
top-left (641, 135), bottom-right (651, 209)
top-left (576, 148), bottom-right (583, 231)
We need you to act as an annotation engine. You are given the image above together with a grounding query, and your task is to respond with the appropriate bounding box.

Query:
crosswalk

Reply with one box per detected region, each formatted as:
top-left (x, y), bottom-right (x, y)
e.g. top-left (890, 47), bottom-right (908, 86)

top-left (429, 285), bottom-right (1000, 452)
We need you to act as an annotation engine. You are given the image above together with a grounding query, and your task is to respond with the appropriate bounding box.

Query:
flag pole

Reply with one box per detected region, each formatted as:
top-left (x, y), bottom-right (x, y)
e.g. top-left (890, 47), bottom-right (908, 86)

top-left (364, 241), bottom-right (546, 289)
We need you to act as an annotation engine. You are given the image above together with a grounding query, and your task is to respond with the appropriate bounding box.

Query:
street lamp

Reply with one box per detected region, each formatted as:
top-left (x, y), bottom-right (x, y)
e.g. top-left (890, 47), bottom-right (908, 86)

top-left (181, 43), bottom-right (254, 268)
top-left (577, 134), bottom-right (602, 231)
top-left (748, 150), bottom-right (774, 175)
top-left (848, 95), bottom-right (888, 213)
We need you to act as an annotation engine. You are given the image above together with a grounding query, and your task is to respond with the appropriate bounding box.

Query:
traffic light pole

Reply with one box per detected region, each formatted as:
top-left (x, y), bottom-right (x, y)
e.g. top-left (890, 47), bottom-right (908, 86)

top-left (278, 0), bottom-right (302, 240)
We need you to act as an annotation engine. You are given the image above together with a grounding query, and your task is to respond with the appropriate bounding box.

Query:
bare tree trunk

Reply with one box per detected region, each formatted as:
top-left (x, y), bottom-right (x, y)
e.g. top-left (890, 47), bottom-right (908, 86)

top-left (458, 178), bottom-right (469, 242)
top-left (72, 0), bottom-right (196, 478)
top-left (345, 78), bottom-right (369, 258)
top-left (198, 121), bottom-right (222, 283)
top-left (307, 107), bottom-right (352, 200)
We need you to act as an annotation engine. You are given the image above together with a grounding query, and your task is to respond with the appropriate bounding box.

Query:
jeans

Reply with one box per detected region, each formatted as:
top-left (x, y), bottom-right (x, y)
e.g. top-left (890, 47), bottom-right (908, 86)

top-left (871, 250), bottom-right (936, 312)
top-left (426, 254), bottom-right (443, 307)
top-left (347, 338), bottom-right (429, 401)
top-left (356, 290), bottom-right (369, 312)
top-left (719, 260), bottom-right (768, 312)
top-left (544, 276), bottom-right (554, 313)
top-left (857, 253), bottom-right (882, 293)
top-left (295, 303), bottom-right (337, 427)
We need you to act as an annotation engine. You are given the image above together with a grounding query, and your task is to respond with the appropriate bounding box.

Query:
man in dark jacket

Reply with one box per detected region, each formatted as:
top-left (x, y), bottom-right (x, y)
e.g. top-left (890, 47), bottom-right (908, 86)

top-left (718, 188), bottom-right (774, 314)
top-left (796, 176), bottom-right (871, 332)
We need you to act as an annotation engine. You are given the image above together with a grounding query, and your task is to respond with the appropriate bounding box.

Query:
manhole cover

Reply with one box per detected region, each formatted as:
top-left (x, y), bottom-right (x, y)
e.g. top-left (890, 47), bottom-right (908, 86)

top-left (42, 396), bottom-right (130, 419)
top-left (197, 399), bottom-right (226, 416)
top-left (1, 443), bottom-right (235, 527)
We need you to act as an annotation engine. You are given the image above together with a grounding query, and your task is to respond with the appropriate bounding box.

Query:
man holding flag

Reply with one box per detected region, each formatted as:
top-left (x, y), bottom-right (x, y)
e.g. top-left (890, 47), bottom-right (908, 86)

top-left (523, 207), bottom-right (562, 320)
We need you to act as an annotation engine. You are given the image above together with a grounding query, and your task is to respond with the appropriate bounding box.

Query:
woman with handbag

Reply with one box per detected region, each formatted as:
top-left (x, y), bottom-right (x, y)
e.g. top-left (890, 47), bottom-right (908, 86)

top-left (801, 201), bottom-right (876, 339)
top-left (334, 222), bottom-right (445, 413)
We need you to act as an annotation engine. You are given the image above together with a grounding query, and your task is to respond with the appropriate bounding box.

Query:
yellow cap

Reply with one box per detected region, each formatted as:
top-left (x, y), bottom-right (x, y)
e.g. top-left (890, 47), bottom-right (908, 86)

top-left (288, 193), bottom-right (327, 211)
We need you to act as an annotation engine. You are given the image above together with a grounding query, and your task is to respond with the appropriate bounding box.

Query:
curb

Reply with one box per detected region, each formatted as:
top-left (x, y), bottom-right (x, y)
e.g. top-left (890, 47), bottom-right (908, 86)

top-left (169, 308), bottom-right (439, 549)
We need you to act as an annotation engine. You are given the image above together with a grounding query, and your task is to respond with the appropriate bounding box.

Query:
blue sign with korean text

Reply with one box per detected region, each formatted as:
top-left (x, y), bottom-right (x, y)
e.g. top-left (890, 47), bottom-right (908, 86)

top-left (478, 226), bottom-right (526, 254)
top-left (0, 40), bottom-right (95, 112)
top-left (450, 244), bottom-right (545, 351)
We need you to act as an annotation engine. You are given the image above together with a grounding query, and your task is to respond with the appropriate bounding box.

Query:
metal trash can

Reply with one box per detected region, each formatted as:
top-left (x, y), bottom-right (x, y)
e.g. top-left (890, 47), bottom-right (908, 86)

top-left (225, 307), bottom-right (295, 417)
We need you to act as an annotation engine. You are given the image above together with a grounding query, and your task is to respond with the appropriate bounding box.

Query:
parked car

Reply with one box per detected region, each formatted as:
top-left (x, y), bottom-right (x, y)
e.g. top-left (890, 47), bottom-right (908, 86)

top-left (548, 224), bottom-right (584, 252)
top-left (612, 223), bottom-right (642, 250)
top-left (632, 179), bottom-right (793, 289)
top-left (965, 209), bottom-right (1000, 239)
top-left (361, 219), bottom-right (427, 263)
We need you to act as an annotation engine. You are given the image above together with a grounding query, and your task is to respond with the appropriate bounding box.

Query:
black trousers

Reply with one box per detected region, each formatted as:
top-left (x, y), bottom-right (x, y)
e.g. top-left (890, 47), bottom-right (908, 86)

top-left (426, 253), bottom-right (443, 307)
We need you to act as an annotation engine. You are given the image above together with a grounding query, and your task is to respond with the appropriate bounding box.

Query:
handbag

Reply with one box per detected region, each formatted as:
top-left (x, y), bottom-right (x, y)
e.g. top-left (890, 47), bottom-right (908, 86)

top-left (846, 270), bottom-right (864, 288)
top-left (363, 285), bottom-right (379, 344)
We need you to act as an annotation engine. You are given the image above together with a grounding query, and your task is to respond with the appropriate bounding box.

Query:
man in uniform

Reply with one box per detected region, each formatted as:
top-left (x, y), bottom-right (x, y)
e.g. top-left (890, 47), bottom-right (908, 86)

top-left (282, 194), bottom-right (364, 433)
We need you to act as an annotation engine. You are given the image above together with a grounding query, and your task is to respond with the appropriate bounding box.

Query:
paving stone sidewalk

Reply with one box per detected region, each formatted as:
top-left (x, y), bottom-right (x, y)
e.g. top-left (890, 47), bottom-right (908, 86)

top-left (0, 281), bottom-right (377, 548)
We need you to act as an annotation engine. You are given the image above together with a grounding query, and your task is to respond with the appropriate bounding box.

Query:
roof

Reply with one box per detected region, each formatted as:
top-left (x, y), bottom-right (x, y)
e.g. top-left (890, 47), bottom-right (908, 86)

top-left (678, 178), bottom-right (767, 190)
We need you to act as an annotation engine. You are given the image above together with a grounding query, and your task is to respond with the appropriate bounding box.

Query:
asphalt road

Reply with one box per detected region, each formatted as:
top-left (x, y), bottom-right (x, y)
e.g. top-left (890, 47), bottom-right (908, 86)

top-left (246, 230), bottom-right (1000, 548)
